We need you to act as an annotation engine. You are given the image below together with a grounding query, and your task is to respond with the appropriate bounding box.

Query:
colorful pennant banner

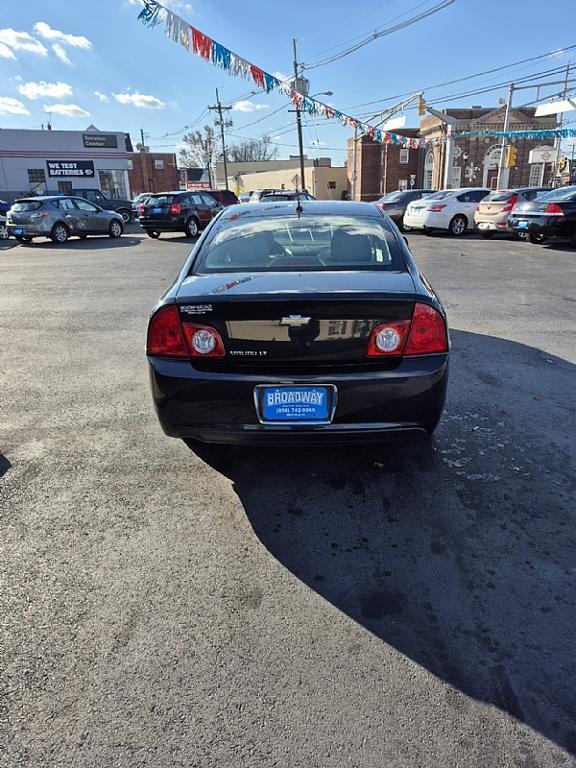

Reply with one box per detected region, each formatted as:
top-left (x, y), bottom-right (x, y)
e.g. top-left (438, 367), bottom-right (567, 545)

top-left (291, 91), bottom-right (430, 148)
top-left (136, 0), bottom-right (291, 96)
top-left (135, 0), bottom-right (434, 147)
top-left (454, 127), bottom-right (576, 140)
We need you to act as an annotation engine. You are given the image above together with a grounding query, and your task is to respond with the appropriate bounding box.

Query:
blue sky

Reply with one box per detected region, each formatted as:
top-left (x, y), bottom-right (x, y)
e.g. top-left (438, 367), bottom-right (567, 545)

top-left (1, 0), bottom-right (575, 166)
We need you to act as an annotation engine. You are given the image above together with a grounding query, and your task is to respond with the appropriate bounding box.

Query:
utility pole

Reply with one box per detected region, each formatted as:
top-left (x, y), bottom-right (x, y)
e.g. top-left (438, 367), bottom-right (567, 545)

top-left (140, 127), bottom-right (146, 149)
top-left (554, 62), bottom-right (571, 186)
top-left (496, 83), bottom-right (514, 189)
top-left (292, 38), bottom-right (307, 193)
top-left (209, 89), bottom-right (232, 189)
top-left (351, 126), bottom-right (358, 200)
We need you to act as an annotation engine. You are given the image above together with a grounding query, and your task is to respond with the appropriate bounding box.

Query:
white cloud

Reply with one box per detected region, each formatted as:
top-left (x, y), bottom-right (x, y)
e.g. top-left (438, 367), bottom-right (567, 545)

top-left (0, 29), bottom-right (48, 56)
top-left (273, 70), bottom-right (291, 84)
top-left (33, 22), bottom-right (92, 49)
top-left (43, 103), bottom-right (90, 118)
top-left (0, 96), bottom-right (31, 115)
top-left (0, 42), bottom-right (16, 59)
top-left (11, 74), bottom-right (23, 81)
top-left (52, 44), bottom-right (71, 65)
top-left (113, 92), bottom-right (165, 109)
top-left (19, 80), bottom-right (73, 100)
top-left (94, 90), bottom-right (109, 102)
top-left (233, 100), bottom-right (269, 113)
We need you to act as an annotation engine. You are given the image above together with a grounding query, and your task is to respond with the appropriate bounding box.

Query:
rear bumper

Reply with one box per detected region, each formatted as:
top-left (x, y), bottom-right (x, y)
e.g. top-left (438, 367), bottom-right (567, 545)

top-left (508, 215), bottom-right (568, 237)
top-left (139, 216), bottom-right (187, 231)
top-left (7, 224), bottom-right (50, 236)
top-left (148, 354), bottom-right (449, 445)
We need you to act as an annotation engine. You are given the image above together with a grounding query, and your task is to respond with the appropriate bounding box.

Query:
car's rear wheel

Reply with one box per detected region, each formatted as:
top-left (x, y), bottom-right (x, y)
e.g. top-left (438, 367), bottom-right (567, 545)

top-left (527, 233), bottom-right (546, 244)
top-left (117, 208), bottom-right (131, 224)
top-left (513, 232), bottom-right (527, 241)
top-left (146, 230), bottom-right (160, 239)
top-left (185, 217), bottom-right (199, 238)
top-left (449, 215), bottom-right (467, 236)
top-left (50, 223), bottom-right (69, 244)
top-left (15, 235), bottom-right (32, 243)
top-left (109, 220), bottom-right (123, 238)
top-left (0, 222), bottom-right (9, 239)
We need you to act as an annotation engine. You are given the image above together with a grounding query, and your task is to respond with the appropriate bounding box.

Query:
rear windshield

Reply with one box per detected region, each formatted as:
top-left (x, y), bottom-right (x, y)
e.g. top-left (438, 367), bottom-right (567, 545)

top-left (380, 191), bottom-right (409, 203)
top-left (536, 187), bottom-right (576, 202)
top-left (146, 195), bottom-right (175, 206)
top-left (425, 190), bottom-right (453, 201)
top-left (193, 214), bottom-right (405, 273)
top-left (12, 200), bottom-right (43, 212)
top-left (485, 191), bottom-right (515, 202)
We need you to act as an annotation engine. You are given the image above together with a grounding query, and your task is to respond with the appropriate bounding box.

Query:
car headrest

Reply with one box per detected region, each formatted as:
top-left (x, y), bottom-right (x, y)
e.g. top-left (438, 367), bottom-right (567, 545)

top-left (330, 230), bottom-right (373, 263)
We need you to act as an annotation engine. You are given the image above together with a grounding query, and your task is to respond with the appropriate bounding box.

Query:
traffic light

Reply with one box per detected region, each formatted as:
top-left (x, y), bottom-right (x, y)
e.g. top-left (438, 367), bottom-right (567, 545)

top-left (505, 144), bottom-right (518, 168)
top-left (418, 96), bottom-right (426, 116)
top-left (559, 156), bottom-right (568, 173)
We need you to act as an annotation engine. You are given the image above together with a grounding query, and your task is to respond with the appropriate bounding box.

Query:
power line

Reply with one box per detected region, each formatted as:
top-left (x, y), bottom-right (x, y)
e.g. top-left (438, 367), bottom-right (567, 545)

top-left (302, 0), bottom-right (454, 71)
top-left (344, 43), bottom-right (576, 110)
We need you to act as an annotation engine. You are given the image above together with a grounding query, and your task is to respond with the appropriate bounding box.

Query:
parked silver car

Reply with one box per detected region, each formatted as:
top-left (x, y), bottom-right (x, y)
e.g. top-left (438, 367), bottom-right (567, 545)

top-left (7, 196), bottom-right (124, 244)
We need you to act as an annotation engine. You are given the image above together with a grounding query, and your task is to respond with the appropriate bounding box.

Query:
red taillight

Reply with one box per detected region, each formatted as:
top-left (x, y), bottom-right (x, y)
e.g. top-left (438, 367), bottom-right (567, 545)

top-left (501, 194), bottom-right (518, 212)
top-left (379, 202), bottom-right (387, 210)
top-left (367, 320), bottom-right (410, 356)
top-left (139, 203), bottom-right (145, 215)
top-left (545, 203), bottom-right (564, 215)
top-left (405, 303), bottom-right (448, 355)
top-left (427, 203), bottom-right (447, 212)
top-left (147, 305), bottom-right (188, 358)
top-left (169, 203), bottom-right (182, 215)
top-left (181, 323), bottom-right (225, 358)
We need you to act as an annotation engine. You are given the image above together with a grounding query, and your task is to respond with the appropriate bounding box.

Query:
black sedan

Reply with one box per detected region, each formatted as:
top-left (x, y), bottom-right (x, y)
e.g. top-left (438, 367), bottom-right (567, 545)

top-left (508, 185), bottom-right (576, 245)
top-left (146, 201), bottom-right (449, 451)
top-left (376, 189), bottom-right (434, 231)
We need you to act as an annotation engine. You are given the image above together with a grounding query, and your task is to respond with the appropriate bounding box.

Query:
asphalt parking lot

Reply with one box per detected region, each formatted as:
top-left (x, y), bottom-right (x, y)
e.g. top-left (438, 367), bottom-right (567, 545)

top-left (1, 226), bottom-right (575, 767)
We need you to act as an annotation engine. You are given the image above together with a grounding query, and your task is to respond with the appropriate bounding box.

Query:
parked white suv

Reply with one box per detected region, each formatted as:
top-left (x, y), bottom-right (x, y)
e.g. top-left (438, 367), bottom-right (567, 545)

top-left (403, 187), bottom-right (490, 236)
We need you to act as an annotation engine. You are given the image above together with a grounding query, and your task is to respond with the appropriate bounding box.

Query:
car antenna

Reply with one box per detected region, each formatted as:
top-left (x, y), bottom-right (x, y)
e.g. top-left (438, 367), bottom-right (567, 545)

top-left (295, 185), bottom-right (303, 218)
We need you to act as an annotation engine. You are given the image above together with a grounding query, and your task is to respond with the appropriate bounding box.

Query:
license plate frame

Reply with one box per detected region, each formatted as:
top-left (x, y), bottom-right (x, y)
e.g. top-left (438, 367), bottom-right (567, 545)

top-left (517, 220), bottom-right (529, 229)
top-left (14, 228), bottom-right (23, 235)
top-left (478, 222), bottom-right (491, 230)
top-left (254, 384), bottom-right (337, 425)
top-left (152, 207), bottom-right (162, 214)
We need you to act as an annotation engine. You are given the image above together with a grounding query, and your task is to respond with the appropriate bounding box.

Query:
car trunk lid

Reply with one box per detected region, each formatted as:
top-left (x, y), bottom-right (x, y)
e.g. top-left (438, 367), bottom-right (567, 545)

top-left (176, 271), bottom-right (417, 370)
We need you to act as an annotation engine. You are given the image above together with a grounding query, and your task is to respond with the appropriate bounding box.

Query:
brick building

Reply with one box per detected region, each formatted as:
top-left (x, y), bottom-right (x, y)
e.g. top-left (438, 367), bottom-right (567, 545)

top-left (347, 129), bottom-right (423, 201)
top-left (128, 149), bottom-right (178, 195)
top-left (420, 106), bottom-right (558, 190)
top-left (348, 106), bottom-right (560, 200)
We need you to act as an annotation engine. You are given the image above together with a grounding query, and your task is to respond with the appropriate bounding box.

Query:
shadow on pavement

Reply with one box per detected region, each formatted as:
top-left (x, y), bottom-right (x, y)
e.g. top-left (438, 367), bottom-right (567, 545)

top-left (13, 236), bottom-right (142, 250)
top-left (199, 330), bottom-right (576, 754)
top-left (0, 453), bottom-right (12, 479)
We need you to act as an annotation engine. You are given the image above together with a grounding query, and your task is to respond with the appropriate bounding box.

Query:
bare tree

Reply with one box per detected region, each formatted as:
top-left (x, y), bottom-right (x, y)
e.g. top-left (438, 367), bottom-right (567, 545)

top-left (178, 126), bottom-right (221, 172)
top-left (227, 135), bottom-right (278, 163)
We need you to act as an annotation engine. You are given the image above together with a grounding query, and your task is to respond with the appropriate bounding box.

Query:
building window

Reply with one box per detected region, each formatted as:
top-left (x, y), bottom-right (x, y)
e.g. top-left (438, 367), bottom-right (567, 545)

top-left (126, 159), bottom-right (133, 170)
top-left (424, 150), bottom-right (434, 189)
top-left (98, 169), bottom-right (128, 199)
top-left (529, 163), bottom-right (544, 187)
top-left (399, 148), bottom-right (409, 164)
top-left (398, 179), bottom-right (408, 191)
top-left (28, 168), bottom-right (45, 184)
top-left (327, 181), bottom-right (336, 189)
top-left (57, 181), bottom-right (73, 194)
top-left (154, 159), bottom-right (164, 170)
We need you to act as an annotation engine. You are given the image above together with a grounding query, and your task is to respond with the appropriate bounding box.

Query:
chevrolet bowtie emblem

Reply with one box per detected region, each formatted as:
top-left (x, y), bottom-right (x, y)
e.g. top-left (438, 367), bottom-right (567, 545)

top-left (280, 315), bottom-right (311, 327)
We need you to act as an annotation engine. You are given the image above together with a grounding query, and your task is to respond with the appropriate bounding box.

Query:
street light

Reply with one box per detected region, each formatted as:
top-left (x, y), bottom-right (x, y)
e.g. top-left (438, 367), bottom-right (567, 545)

top-left (311, 91), bottom-right (333, 98)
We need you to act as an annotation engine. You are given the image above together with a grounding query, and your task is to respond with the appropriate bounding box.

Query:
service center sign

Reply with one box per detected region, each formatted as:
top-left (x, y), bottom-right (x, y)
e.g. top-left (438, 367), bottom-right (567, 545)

top-left (83, 133), bottom-right (118, 148)
top-left (46, 160), bottom-right (95, 178)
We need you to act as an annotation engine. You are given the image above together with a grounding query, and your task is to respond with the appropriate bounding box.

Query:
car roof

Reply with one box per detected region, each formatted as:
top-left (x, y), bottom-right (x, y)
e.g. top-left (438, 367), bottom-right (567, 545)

top-left (219, 200), bottom-right (382, 220)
